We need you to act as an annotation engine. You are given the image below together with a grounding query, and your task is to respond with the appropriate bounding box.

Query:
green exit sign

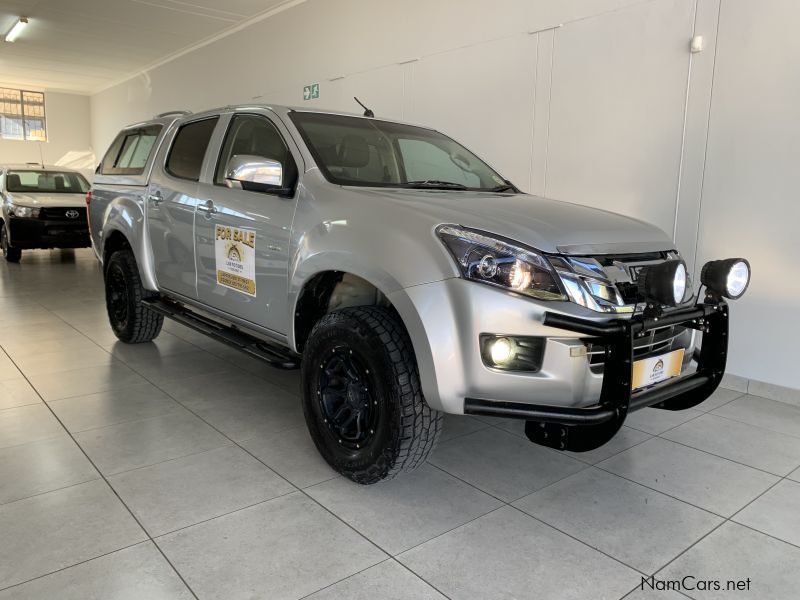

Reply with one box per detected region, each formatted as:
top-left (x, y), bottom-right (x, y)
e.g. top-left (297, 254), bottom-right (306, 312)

top-left (303, 83), bottom-right (320, 101)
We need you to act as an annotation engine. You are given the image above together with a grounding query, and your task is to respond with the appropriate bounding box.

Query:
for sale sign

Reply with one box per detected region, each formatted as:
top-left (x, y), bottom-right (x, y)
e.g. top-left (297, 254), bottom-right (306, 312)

top-left (214, 225), bottom-right (256, 297)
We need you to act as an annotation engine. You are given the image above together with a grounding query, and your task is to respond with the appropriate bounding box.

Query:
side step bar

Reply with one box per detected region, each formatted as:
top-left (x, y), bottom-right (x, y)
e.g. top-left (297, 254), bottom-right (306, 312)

top-left (143, 299), bottom-right (299, 369)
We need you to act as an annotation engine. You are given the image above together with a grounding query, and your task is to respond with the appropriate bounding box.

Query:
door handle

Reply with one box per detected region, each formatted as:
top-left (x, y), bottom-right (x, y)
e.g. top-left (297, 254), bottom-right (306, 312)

top-left (197, 200), bottom-right (217, 217)
top-left (147, 192), bottom-right (163, 205)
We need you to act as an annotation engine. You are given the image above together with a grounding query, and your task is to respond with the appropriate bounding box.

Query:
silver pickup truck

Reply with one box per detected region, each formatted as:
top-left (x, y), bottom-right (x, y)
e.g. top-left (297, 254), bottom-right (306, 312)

top-left (89, 104), bottom-right (750, 484)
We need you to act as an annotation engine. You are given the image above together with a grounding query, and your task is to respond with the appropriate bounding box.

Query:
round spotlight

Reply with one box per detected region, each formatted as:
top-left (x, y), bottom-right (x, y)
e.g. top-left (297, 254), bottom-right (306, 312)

top-left (490, 337), bottom-right (514, 365)
top-left (637, 259), bottom-right (688, 307)
top-left (701, 258), bottom-right (751, 299)
top-left (673, 262), bottom-right (687, 305)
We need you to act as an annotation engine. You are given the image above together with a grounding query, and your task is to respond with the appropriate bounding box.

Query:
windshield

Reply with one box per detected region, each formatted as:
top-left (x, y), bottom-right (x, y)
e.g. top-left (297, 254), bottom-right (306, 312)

top-left (6, 170), bottom-right (90, 194)
top-left (290, 112), bottom-right (513, 192)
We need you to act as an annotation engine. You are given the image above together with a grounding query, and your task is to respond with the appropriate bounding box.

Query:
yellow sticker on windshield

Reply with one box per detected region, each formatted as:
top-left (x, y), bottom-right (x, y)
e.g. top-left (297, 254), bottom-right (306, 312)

top-left (215, 225), bottom-right (256, 297)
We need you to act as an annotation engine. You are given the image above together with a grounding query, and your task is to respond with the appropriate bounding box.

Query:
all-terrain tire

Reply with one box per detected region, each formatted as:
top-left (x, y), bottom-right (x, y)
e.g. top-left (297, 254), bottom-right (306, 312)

top-left (105, 249), bottom-right (163, 343)
top-left (301, 306), bottom-right (442, 484)
top-left (1, 225), bottom-right (21, 262)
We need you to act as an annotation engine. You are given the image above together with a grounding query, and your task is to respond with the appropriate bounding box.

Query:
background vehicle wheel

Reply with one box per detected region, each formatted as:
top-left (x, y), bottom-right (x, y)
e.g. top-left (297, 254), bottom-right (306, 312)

top-left (1, 225), bottom-right (21, 262)
top-left (105, 249), bottom-right (163, 343)
top-left (301, 306), bottom-right (442, 484)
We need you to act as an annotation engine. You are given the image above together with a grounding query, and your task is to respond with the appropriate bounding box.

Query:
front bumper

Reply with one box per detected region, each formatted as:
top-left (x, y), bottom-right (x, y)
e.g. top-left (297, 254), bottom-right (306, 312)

top-left (396, 278), bottom-right (694, 415)
top-left (8, 215), bottom-right (90, 249)
top-left (464, 301), bottom-right (728, 451)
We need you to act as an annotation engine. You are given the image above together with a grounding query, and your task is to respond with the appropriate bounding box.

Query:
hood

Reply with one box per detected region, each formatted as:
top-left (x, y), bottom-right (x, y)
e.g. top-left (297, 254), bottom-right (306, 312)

top-left (7, 192), bottom-right (87, 209)
top-left (348, 188), bottom-right (674, 255)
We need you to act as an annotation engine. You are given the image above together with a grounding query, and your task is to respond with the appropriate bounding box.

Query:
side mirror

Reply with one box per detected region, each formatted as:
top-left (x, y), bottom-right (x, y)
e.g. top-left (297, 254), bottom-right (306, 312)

top-left (224, 154), bottom-right (285, 192)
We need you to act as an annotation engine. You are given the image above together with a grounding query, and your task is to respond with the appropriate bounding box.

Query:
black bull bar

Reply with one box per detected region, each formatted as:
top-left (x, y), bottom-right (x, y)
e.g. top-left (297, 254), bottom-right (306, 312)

top-left (464, 301), bottom-right (729, 452)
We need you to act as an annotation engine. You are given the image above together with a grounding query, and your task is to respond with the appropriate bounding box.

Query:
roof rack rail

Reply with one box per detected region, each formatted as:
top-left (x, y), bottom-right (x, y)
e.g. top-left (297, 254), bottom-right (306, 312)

top-left (154, 110), bottom-right (192, 118)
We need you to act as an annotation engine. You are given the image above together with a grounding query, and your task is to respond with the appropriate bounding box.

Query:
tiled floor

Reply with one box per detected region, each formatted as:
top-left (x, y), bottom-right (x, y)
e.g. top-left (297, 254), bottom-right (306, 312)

top-left (1, 249), bottom-right (800, 600)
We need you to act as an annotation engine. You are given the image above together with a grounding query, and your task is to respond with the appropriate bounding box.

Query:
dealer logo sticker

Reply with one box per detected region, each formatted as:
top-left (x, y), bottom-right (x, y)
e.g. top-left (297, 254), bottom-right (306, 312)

top-left (652, 359), bottom-right (664, 377)
top-left (214, 225), bottom-right (256, 297)
top-left (65, 209), bottom-right (79, 219)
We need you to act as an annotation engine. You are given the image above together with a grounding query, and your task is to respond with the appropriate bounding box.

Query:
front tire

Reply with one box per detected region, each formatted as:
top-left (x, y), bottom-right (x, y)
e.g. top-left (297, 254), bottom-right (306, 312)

top-left (301, 306), bottom-right (442, 484)
top-left (1, 225), bottom-right (21, 263)
top-left (105, 249), bottom-right (163, 343)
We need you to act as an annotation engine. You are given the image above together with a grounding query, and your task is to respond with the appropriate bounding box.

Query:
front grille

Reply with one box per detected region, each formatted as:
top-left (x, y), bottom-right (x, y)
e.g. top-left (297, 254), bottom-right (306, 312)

top-left (586, 325), bottom-right (691, 366)
top-left (39, 207), bottom-right (86, 221)
top-left (592, 251), bottom-right (675, 306)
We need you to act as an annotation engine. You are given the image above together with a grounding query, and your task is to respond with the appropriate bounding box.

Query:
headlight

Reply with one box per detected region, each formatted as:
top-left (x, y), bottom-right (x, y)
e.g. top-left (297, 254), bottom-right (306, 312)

top-left (636, 259), bottom-right (687, 307)
top-left (436, 225), bottom-right (566, 301)
top-left (8, 204), bottom-right (39, 218)
top-left (701, 258), bottom-right (750, 299)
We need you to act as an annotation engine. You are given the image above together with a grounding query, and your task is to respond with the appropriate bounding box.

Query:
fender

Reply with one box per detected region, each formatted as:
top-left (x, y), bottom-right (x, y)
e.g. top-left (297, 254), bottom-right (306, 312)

top-left (288, 250), bottom-right (445, 410)
top-left (100, 194), bottom-right (159, 292)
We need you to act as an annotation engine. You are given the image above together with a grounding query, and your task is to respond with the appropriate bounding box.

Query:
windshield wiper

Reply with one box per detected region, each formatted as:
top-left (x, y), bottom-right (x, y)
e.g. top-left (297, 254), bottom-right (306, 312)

top-left (490, 183), bottom-right (517, 193)
top-left (404, 180), bottom-right (468, 190)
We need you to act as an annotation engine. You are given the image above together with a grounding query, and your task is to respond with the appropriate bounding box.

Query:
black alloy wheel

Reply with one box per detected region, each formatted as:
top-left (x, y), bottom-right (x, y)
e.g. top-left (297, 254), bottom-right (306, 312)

top-left (106, 261), bottom-right (130, 326)
top-left (317, 346), bottom-right (380, 450)
top-left (104, 249), bottom-right (163, 343)
top-left (301, 306), bottom-right (442, 484)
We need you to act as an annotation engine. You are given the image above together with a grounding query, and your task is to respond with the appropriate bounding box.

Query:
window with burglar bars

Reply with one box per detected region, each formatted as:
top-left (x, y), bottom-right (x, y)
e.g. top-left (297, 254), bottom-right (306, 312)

top-left (0, 88), bottom-right (47, 141)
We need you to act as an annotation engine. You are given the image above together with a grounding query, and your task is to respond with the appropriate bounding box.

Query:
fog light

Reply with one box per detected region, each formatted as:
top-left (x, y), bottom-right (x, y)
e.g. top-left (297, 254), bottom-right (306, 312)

top-left (490, 337), bottom-right (514, 365)
top-left (637, 259), bottom-right (687, 307)
top-left (701, 258), bottom-right (750, 299)
top-left (479, 335), bottom-right (545, 372)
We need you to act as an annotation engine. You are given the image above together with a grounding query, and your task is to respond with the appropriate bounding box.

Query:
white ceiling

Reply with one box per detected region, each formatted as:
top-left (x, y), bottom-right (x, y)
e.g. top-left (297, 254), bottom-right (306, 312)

top-left (0, 0), bottom-right (293, 94)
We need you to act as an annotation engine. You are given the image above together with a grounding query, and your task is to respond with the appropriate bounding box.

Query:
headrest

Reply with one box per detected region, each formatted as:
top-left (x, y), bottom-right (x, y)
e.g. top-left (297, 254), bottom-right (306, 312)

top-left (336, 134), bottom-right (370, 168)
top-left (54, 175), bottom-right (66, 190)
top-left (6, 174), bottom-right (21, 189)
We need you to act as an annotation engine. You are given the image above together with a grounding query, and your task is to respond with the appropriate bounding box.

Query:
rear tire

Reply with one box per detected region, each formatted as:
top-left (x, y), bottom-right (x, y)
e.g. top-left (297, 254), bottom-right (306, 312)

top-left (301, 306), bottom-right (442, 484)
top-left (105, 249), bottom-right (163, 343)
top-left (1, 225), bottom-right (21, 263)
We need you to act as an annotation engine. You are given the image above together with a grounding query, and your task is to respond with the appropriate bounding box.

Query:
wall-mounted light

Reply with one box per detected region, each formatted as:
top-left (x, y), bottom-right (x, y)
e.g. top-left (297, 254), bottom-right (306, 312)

top-left (4, 17), bottom-right (28, 43)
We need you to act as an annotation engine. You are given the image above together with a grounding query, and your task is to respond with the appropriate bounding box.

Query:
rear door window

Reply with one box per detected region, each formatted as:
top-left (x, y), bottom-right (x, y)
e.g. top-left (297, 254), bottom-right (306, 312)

top-left (98, 125), bottom-right (162, 175)
top-left (166, 117), bottom-right (219, 181)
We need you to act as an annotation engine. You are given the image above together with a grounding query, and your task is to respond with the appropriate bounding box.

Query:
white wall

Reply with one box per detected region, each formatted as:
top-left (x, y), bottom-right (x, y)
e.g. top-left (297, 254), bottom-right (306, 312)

top-left (0, 91), bottom-right (93, 177)
top-left (693, 0), bottom-right (800, 389)
top-left (90, 0), bottom-right (800, 390)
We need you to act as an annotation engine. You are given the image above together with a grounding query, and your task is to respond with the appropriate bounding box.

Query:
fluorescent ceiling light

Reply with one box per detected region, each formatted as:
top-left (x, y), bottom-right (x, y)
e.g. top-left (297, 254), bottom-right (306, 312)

top-left (5, 17), bottom-right (28, 43)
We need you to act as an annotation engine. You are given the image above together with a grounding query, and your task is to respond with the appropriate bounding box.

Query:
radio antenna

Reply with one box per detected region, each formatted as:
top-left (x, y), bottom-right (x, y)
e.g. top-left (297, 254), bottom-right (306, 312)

top-left (38, 143), bottom-right (45, 168)
top-left (354, 97), bottom-right (374, 118)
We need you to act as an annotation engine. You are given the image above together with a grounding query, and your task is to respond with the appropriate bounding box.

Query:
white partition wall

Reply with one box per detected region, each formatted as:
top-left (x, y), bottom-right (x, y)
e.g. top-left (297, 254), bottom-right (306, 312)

top-left (90, 0), bottom-right (800, 391)
top-left (693, 0), bottom-right (800, 389)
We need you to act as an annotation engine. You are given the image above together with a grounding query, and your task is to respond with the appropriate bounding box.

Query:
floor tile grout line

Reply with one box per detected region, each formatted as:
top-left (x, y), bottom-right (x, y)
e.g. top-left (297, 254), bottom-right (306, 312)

top-left (0, 432), bottom-right (66, 452)
top-left (295, 556), bottom-right (456, 600)
top-left (654, 432), bottom-right (800, 478)
top-left (404, 458), bottom-right (683, 578)
top-left (650, 468), bottom-right (795, 578)
top-left (294, 557), bottom-right (395, 600)
top-left (702, 408), bottom-right (800, 441)
top-left (384, 558), bottom-right (455, 600)
top-left (620, 578), bottom-right (695, 600)
top-left (0, 344), bottom-right (202, 600)
top-left (103, 441), bottom-right (237, 478)
top-left (0, 474), bottom-right (102, 508)
top-left (507, 504), bottom-right (654, 578)
top-left (0, 540), bottom-right (150, 594)
top-left (0, 400), bottom-right (42, 412)
top-left (485, 420), bottom-right (655, 467)
top-left (591, 461), bottom-right (737, 520)
top-left (150, 487), bottom-right (300, 540)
